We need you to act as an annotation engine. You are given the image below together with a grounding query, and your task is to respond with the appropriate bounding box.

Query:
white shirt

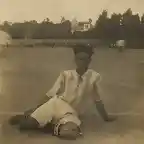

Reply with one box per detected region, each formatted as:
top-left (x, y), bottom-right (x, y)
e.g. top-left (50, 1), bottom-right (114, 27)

top-left (31, 69), bottom-right (102, 126)
top-left (46, 69), bottom-right (101, 114)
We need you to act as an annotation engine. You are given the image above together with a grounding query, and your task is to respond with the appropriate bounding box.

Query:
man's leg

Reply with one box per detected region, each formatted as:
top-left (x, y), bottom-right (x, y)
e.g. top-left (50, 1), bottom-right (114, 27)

top-left (41, 122), bottom-right (55, 134)
top-left (9, 111), bottom-right (40, 130)
top-left (9, 108), bottom-right (37, 125)
top-left (9, 96), bottom-right (51, 126)
top-left (9, 115), bottom-right (26, 125)
top-left (9, 98), bottom-right (56, 132)
top-left (19, 98), bottom-right (55, 130)
top-left (9, 114), bottom-right (53, 131)
top-left (19, 116), bottom-right (40, 130)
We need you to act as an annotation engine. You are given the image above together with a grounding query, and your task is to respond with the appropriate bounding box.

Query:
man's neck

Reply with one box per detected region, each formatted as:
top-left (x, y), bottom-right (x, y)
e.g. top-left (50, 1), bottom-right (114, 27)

top-left (76, 68), bottom-right (88, 76)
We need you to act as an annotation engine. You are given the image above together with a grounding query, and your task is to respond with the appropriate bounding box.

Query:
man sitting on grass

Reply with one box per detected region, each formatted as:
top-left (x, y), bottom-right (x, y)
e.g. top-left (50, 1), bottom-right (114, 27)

top-left (9, 44), bottom-right (116, 139)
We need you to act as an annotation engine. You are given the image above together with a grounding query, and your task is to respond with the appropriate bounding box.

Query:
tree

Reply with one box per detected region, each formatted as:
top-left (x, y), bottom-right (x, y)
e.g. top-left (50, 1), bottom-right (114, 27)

top-left (141, 14), bottom-right (144, 37)
top-left (94, 10), bottom-right (109, 39)
top-left (42, 18), bottom-right (50, 24)
top-left (61, 16), bottom-right (66, 23)
top-left (108, 13), bottom-right (122, 41)
top-left (122, 8), bottom-right (133, 39)
top-left (29, 20), bottom-right (38, 24)
top-left (9, 23), bottom-right (26, 38)
top-left (88, 18), bottom-right (92, 24)
top-left (141, 14), bottom-right (144, 24)
top-left (1, 21), bottom-right (11, 32)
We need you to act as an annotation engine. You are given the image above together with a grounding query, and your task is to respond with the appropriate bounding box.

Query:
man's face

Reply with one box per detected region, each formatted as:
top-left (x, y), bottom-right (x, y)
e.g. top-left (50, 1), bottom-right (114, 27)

top-left (74, 52), bottom-right (91, 69)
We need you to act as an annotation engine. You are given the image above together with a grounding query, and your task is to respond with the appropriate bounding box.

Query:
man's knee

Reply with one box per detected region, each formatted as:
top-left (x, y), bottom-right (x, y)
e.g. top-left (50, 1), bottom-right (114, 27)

top-left (19, 116), bottom-right (39, 130)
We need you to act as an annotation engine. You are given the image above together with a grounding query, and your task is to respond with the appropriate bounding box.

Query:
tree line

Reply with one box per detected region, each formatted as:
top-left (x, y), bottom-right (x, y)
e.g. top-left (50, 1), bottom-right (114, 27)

top-left (1, 8), bottom-right (144, 48)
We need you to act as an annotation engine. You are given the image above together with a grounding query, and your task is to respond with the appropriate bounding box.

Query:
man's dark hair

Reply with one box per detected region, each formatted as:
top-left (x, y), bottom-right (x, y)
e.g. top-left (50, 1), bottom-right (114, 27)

top-left (72, 44), bottom-right (94, 57)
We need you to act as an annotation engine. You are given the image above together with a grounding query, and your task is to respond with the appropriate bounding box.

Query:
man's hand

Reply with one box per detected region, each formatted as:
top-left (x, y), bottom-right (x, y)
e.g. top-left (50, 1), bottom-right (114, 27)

top-left (95, 100), bottom-right (117, 122)
top-left (104, 114), bottom-right (117, 122)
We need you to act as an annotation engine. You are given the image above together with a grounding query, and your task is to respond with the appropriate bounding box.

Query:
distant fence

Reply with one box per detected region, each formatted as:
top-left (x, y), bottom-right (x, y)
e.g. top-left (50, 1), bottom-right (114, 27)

top-left (9, 39), bottom-right (144, 49)
top-left (10, 39), bottom-right (108, 48)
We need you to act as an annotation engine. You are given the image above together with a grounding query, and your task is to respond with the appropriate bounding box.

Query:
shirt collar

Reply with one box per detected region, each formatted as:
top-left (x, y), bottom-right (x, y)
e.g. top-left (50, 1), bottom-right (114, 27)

top-left (74, 69), bottom-right (89, 79)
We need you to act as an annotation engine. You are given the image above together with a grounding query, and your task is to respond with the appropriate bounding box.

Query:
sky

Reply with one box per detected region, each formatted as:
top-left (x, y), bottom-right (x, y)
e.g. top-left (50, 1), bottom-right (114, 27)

top-left (0, 0), bottom-right (144, 24)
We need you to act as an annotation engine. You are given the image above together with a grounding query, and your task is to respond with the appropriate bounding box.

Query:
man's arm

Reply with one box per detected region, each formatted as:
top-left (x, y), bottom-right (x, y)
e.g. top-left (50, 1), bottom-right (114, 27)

top-left (24, 72), bottom-right (65, 115)
top-left (45, 72), bottom-right (65, 98)
top-left (93, 74), bottom-right (116, 122)
top-left (93, 84), bottom-right (109, 121)
top-left (40, 72), bottom-right (65, 104)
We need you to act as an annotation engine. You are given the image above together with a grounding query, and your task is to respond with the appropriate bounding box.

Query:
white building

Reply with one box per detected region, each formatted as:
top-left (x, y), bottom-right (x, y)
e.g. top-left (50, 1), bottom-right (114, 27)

top-left (71, 19), bottom-right (93, 33)
top-left (75, 21), bottom-right (92, 32)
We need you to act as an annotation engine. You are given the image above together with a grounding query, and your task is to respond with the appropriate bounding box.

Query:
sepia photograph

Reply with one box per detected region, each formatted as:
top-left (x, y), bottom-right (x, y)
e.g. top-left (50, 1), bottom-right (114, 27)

top-left (0, 0), bottom-right (144, 143)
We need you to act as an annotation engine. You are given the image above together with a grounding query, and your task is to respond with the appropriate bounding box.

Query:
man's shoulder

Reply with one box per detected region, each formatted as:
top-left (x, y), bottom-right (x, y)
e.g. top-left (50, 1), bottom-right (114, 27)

top-left (87, 69), bottom-right (100, 76)
top-left (60, 70), bottom-right (75, 77)
top-left (59, 70), bottom-right (76, 81)
top-left (61, 69), bottom-right (100, 75)
top-left (61, 69), bottom-right (74, 74)
top-left (87, 69), bottom-right (101, 82)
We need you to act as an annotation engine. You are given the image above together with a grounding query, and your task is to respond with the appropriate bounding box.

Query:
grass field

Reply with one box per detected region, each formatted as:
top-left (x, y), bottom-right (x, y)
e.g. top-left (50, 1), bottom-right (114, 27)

top-left (0, 46), bottom-right (144, 143)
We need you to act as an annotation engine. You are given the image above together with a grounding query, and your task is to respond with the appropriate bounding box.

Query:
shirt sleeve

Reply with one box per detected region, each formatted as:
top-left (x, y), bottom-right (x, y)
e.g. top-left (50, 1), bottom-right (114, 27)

top-left (92, 73), bottom-right (102, 102)
top-left (46, 72), bottom-right (65, 98)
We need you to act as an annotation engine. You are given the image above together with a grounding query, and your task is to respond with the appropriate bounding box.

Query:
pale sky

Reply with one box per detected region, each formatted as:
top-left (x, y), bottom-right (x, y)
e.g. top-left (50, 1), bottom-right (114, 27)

top-left (0, 0), bottom-right (144, 23)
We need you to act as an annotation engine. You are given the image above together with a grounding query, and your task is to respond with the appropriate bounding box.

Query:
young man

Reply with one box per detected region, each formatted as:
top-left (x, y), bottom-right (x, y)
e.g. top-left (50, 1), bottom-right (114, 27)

top-left (9, 44), bottom-right (116, 138)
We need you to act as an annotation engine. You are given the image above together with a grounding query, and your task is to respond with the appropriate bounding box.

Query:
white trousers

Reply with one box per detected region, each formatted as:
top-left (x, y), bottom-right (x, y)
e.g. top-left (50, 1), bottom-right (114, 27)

top-left (30, 97), bottom-right (81, 127)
